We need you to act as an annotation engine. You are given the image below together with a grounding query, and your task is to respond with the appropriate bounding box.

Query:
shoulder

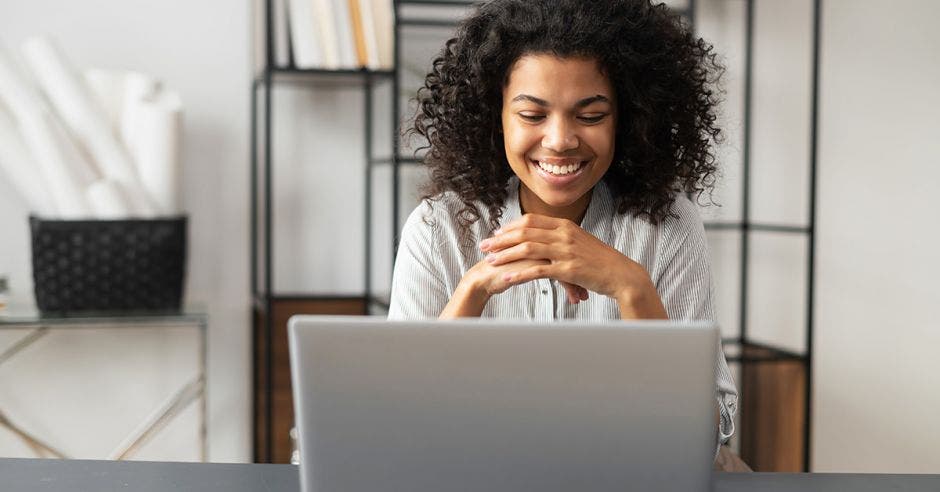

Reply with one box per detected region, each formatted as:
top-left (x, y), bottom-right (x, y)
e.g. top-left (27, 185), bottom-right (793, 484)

top-left (608, 192), bottom-right (704, 243)
top-left (402, 192), bottom-right (463, 236)
top-left (659, 193), bottom-right (706, 244)
top-left (401, 192), bottom-right (493, 248)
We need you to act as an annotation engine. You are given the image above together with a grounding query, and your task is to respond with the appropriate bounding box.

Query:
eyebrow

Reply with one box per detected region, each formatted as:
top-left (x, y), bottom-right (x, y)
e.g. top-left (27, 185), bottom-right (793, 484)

top-left (510, 94), bottom-right (611, 108)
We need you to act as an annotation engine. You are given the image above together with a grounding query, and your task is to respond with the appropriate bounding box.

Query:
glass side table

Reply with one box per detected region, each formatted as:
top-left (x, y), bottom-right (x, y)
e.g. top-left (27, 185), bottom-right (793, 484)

top-left (0, 306), bottom-right (207, 461)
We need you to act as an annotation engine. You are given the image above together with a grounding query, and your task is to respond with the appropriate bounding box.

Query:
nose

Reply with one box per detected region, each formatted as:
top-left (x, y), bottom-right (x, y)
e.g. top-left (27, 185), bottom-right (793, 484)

top-left (541, 116), bottom-right (578, 152)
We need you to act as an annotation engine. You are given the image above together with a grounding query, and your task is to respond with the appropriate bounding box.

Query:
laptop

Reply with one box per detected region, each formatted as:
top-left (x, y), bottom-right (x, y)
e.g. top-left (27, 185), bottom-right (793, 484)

top-left (288, 316), bottom-right (718, 492)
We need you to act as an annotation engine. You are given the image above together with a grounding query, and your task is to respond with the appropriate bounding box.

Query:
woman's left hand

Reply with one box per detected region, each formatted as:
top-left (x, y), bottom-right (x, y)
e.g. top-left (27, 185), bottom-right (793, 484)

top-left (479, 213), bottom-right (668, 318)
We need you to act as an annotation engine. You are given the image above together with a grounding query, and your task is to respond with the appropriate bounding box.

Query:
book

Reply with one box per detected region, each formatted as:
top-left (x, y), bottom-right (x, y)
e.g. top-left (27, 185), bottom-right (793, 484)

top-left (370, 0), bottom-right (395, 69)
top-left (313, 0), bottom-right (341, 68)
top-left (287, 0), bottom-right (323, 68)
top-left (330, 0), bottom-right (359, 68)
top-left (347, 0), bottom-right (369, 68)
top-left (357, 0), bottom-right (380, 69)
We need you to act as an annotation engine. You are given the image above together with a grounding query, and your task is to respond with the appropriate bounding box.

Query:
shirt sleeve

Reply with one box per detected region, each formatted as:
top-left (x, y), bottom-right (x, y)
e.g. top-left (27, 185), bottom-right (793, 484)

top-left (387, 205), bottom-right (450, 320)
top-left (655, 198), bottom-right (738, 454)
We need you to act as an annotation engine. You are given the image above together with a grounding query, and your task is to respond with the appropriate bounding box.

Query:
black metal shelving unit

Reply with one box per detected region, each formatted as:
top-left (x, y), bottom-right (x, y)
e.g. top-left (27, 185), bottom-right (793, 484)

top-left (250, 0), bottom-right (820, 469)
top-left (713, 0), bottom-right (820, 472)
top-left (250, 0), bottom-right (483, 463)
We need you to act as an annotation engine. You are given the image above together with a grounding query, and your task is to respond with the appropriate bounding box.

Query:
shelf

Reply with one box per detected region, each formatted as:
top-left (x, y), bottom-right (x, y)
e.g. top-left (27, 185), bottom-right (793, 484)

top-left (270, 67), bottom-right (394, 76)
top-left (252, 67), bottom-right (395, 87)
top-left (251, 293), bottom-right (391, 317)
top-left (398, 0), bottom-right (690, 15)
top-left (397, 5), bottom-right (691, 28)
top-left (722, 339), bottom-right (806, 364)
top-left (0, 306), bottom-right (208, 328)
top-left (399, 18), bottom-right (464, 28)
top-left (704, 222), bottom-right (811, 234)
top-left (398, 0), bottom-right (480, 6)
top-left (370, 156), bottom-right (424, 165)
top-left (252, 294), bottom-right (372, 313)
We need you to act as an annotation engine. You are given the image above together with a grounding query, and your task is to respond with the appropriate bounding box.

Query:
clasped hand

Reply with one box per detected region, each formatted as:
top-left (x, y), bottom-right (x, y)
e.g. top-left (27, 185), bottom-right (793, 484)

top-left (468, 213), bottom-right (654, 306)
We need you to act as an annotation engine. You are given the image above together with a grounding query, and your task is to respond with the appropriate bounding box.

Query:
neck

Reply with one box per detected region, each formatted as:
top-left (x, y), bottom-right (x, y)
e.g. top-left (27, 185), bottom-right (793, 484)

top-left (518, 184), bottom-right (593, 224)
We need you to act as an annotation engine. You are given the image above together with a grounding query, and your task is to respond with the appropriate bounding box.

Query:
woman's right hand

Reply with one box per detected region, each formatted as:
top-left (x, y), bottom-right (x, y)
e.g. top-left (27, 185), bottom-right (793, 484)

top-left (439, 259), bottom-right (589, 318)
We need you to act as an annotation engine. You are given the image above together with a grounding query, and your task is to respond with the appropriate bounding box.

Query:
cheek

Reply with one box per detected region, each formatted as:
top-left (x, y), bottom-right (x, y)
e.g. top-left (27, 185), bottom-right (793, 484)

top-left (503, 124), bottom-right (537, 157)
top-left (590, 124), bottom-right (617, 157)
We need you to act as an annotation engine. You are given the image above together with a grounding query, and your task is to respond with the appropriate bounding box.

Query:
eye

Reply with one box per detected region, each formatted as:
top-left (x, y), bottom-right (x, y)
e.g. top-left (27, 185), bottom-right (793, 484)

top-left (518, 112), bottom-right (545, 122)
top-left (578, 113), bottom-right (608, 124)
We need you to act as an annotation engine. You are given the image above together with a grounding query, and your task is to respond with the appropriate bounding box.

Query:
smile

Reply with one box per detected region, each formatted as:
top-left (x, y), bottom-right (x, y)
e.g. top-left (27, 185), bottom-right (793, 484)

top-left (535, 160), bottom-right (585, 175)
top-left (529, 158), bottom-right (589, 181)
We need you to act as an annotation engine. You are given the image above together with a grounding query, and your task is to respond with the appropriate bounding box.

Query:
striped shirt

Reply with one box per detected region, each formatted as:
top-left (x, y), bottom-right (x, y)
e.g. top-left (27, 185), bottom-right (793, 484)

top-left (388, 177), bottom-right (737, 446)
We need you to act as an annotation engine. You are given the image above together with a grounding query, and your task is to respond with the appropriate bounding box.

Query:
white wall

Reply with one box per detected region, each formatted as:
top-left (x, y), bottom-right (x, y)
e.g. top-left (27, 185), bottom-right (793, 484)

top-left (0, 0), bottom-right (250, 462)
top-left (814, 0), bottom-right (940, 472)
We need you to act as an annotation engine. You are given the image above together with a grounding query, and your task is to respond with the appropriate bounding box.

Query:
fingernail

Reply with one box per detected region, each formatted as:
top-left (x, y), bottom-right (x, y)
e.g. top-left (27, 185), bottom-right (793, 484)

top-left (494, 228), bottom-right (503, 235)
top-left (480, 239), bottom-right (491, 250)
top-left (486, 254), bottom-right (496, 263)
top-left (503, 273), bottom-right (513, 282)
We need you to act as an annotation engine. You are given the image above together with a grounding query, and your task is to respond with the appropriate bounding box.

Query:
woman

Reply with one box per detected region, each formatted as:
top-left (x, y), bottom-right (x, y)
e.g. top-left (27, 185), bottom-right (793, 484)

top-left (388, 0), bottom-right (737, 450)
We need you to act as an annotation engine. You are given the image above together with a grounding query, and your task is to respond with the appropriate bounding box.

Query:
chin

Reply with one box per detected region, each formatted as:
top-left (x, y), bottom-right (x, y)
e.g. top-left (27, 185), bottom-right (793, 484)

top-left (531, 188), bottom-right (586, 208)
top-left (540, 194), bottom-right (580, 207)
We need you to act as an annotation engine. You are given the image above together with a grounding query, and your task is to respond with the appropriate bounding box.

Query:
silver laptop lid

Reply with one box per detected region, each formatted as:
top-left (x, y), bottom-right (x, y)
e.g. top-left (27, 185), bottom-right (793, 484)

top-left (289, 316), bottom-right (717, 492)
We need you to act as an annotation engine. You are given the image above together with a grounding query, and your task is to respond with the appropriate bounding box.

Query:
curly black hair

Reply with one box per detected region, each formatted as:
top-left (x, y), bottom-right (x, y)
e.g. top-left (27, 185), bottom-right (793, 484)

top-left (411, 0), bottom-right (723, 235)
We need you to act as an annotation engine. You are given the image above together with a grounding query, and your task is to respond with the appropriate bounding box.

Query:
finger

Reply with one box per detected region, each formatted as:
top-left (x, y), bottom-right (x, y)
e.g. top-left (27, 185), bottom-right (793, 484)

top-left (568, 287), bottom-right (581, 304)
top-left (560, 281), bottom-right (577, 304)
top-left (494, 213), bottom-right (568, 236)
top-left (480, 227), bottom-right (557, 253)
top-left (486, 259), bottom-right (549, 295)
top-left (560, 281), bottom-right (589, 304)
top-left (485, 241), bottom-right (555, 266)
top-left (502, 263), bottom-right (556, 286)
top-left (560, 282), bottom-right (577, 304)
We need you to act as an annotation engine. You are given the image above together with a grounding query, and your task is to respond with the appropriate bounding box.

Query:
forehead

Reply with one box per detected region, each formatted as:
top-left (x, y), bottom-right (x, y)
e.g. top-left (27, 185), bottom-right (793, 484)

top-left (503, 54), bottom-right (614, 103)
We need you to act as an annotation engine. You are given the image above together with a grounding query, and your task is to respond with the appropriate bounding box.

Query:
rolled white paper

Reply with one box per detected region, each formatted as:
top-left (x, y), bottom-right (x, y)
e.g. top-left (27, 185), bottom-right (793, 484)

top-left (83, 68), bottom-right (127, 131)
top-left (20, 36), bottom-right (157, 216)
top-left (0, 45), bottom-right (47, 120)
top-left (119, 72), bottom-right (158, 153)
top-left (0, 104), bottom-right (54, 215)
top-left (129, 90), bottom-right (183, 215)
top-left (0, 45), bottom-right (97, 217)
top-left (86, 179), bottom-right (131, 218)
top-left (18, 111), bottom-right (96, 218)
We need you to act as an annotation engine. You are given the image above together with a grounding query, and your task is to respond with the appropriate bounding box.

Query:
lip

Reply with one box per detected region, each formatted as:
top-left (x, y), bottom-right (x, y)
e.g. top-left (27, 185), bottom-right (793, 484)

top-left (529, 157), bottom-right (589, 185)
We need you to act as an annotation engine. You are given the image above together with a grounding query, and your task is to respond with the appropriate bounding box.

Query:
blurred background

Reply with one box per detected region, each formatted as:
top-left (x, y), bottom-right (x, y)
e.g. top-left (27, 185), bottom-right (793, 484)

top-left (0, 0), bottom-right (937, 472)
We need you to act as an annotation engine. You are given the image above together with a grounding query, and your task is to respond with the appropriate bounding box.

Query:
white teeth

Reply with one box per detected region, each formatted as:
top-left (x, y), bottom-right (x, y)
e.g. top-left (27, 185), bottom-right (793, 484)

top-left (537, 160), bottom-right (582, 176)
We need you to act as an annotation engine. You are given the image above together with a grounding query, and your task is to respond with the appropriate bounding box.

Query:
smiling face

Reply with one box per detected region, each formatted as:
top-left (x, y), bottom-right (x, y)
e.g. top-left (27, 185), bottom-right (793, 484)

top-left (501, 54), bottom-right (617, 222)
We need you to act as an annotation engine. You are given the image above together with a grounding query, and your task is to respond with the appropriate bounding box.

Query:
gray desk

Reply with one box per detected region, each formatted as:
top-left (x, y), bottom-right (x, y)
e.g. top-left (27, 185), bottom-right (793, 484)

top-left (2, 458), bottom-right (939, 492)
